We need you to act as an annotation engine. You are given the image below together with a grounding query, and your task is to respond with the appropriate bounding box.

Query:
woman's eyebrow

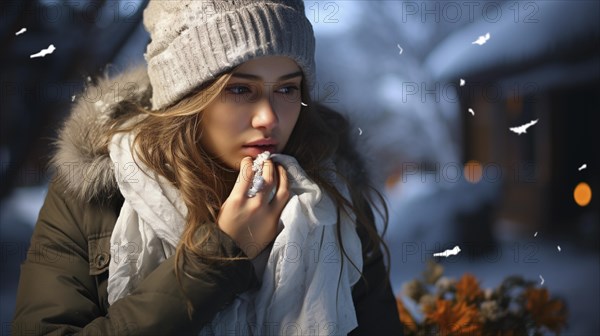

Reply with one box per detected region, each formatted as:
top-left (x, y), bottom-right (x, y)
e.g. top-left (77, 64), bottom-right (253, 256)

top-left (231, 71), bottom-right (303, 81)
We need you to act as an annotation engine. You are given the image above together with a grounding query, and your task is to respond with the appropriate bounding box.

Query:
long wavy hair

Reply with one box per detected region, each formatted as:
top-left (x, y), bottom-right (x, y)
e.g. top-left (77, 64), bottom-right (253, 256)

top-left (109, 68), bottom-right (392, 314)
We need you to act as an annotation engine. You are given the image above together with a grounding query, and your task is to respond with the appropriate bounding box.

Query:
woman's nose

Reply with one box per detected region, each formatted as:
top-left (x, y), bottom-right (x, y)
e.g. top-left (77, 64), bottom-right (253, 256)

top-left (251, 97), bottom-right (278, 131)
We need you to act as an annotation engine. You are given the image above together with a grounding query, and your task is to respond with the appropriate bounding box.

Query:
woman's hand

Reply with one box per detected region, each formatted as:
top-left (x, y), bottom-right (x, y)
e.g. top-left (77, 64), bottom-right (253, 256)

top-left (217, 157), bottom-right (290, 259)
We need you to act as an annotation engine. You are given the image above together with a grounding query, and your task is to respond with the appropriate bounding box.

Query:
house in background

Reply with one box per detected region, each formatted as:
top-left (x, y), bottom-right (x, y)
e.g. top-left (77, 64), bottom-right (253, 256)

top-left (425, 0), bottom-right (599, 241)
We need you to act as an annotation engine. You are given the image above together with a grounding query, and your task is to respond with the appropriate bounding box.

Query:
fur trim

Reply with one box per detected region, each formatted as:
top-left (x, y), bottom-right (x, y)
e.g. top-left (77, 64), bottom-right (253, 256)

top-left (51, 65), bottom-right (152, 202)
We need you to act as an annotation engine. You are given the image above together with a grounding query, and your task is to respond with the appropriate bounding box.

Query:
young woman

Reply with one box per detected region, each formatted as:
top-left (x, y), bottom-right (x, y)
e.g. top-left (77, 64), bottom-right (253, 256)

top-left (13, 1), bottom-right (402, 335)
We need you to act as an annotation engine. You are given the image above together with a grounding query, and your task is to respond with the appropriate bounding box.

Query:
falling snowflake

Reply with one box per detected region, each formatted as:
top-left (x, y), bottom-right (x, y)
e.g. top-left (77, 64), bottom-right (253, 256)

top-left (468, 108), bottom-right (475, 116)
top-left (578, 164), bottom-right (587, 171)
top-left (16, 28), bottom-right (27, 36)
top-left (397, 44), bottom-right (403, 55)
top-left (509, 119), bottom-right (538, 135)
top-left (472, 32), bottom-right (491, 45)
top-left (30, 44), bottom-right (56, 58)
top-left (460, 78), bottom-right (466, 86)
top-left (433, 246), bottom-right (461, 257)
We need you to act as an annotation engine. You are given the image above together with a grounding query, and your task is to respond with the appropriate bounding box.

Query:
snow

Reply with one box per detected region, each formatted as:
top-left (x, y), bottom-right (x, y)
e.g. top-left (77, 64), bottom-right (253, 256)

top-left (30, 44), bottom-right (56, 58)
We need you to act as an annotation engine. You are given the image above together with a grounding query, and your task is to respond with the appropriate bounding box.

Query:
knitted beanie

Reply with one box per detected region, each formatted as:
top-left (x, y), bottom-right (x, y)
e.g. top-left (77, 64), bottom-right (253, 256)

top-left (143, 0), bottom-right (316, 110)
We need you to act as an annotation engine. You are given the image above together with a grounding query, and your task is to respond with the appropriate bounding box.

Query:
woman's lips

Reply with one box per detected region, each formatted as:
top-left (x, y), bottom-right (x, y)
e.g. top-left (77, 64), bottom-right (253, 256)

top-left (241, 145), bottom-right (277, 157)
top-left (242, 138), bottom-right (278, 157)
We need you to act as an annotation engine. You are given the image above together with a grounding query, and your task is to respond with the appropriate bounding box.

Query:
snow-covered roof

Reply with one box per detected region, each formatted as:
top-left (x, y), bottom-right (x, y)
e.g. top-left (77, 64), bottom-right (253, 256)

top-left (425, 0), bottom-right (600, 83)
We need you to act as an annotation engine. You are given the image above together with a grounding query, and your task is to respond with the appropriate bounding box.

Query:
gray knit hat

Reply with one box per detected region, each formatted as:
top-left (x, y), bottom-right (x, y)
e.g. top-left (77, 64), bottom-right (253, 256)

top-left (143, 0), bottom-right (316, 110)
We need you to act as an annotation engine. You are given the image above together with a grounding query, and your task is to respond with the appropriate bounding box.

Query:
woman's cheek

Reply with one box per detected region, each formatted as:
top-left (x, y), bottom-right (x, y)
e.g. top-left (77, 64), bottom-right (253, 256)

top-left (290, 106), bottom-right (302, 125)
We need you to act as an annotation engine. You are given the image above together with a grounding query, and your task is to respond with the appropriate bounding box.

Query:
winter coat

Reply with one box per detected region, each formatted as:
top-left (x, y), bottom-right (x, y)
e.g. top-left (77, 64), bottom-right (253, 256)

top-left (12, 66), bottom-right (403, 335)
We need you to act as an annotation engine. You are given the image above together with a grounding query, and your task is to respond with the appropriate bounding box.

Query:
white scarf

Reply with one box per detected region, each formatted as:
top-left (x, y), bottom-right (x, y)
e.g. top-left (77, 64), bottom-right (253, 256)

top-left (107, 131), bottom-right (363, 335)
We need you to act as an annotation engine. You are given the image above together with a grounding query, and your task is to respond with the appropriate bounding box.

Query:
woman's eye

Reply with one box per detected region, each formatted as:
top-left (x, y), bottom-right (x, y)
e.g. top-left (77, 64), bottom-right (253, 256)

top-left (226, 86), bottom-right (251, 94)
top-left (276, 86), bottom-right (299, 94)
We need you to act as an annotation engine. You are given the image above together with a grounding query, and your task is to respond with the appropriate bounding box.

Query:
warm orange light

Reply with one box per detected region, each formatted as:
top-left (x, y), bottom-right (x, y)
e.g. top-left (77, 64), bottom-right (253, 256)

top-left (464, 160), bottom-right (483, 184)
top-left (385, 170), bottom-right (403, 189)
top-left (573, 182), bottom-right (592, 207)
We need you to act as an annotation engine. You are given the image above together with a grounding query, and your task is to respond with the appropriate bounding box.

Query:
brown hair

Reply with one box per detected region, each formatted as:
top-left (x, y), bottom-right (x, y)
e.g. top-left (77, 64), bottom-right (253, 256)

top-left (110, 70), bottom-right (392, 313)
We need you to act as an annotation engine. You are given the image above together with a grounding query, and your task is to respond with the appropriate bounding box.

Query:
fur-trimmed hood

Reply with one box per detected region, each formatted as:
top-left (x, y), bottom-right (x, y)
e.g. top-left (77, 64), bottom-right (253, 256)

top-left (51, 65), bottom-right (152, 202)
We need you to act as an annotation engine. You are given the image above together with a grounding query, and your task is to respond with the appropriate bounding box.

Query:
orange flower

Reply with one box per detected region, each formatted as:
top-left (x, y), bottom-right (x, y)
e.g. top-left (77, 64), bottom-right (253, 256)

top-left (425, 298), bottom-right (483, 335)
top-left (456, 273), bottom-right (483, 303)
top-left (396, 297), bottom-right (418, 332)
top-left (525, 287), bottom-right (567, 333)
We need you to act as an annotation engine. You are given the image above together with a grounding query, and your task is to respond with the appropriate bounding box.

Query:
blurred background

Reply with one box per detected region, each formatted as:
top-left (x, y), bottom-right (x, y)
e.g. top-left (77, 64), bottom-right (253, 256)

top-left (1, 0), bottom-right (598, 334)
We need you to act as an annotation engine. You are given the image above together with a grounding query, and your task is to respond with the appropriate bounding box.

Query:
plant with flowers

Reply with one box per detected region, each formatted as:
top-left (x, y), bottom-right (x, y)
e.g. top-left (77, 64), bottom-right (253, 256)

top-left (397, 260), bottom-right (568, 335)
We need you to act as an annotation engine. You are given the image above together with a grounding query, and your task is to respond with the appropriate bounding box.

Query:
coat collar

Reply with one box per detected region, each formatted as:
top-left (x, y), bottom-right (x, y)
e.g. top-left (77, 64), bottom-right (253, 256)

top-left (51, 65), bottom-right (151, 202)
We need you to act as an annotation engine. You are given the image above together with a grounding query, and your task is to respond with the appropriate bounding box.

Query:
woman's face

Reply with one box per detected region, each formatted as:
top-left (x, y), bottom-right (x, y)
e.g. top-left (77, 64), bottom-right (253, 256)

top-left (200, 56), bottom-right (303, 169)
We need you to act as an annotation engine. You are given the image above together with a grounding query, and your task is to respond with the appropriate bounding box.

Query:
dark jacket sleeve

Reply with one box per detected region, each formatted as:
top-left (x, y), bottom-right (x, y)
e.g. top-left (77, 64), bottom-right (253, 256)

top-left (349, 211), bottom-right (404, 335)
top-left (12, 180), bottom-right (258, 335)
